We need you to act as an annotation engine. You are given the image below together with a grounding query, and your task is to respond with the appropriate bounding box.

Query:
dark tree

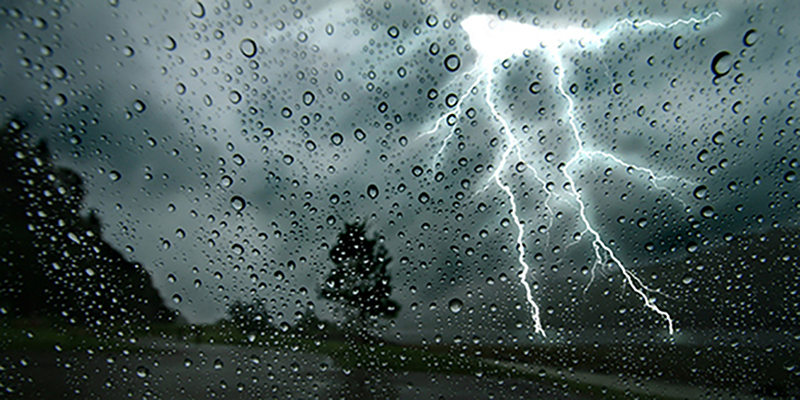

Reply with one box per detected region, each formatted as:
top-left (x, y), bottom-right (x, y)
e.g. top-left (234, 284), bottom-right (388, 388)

top-left (321, 221), bottom-right (399, 338)
top-left (226, 298), bottom-right (274, 334)
top-left (0, 119), bottom-right (173, 326)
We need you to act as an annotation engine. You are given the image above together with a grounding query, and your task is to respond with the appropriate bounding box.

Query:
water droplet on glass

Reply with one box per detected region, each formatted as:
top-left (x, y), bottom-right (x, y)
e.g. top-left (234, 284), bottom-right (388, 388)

top-left (302, 91), bottom-right (315, 106)
top-left (418, 192), bottom-right (430, 204)
top-left (743, 29), bottom-right (758, 47)
top-left (136, 366), bottom-right (149, 378)
top-left (53, 93), bottom-right (67, 106)
top-left (711, 51), bottom-right (732, 78)
top-left (51, 65), bottom-right (66, 79)
top-left (444, 54), bottom-right (461, 72)
top-left (354, 128), bottom-right (366, 141)
top-left (229, 91), bottom-right (241, 104)
top-left (367, 184), bottom-right (379, 199)
top-left (239, 38), bottom-right (256, 58)
top-left (171, 294), bottom-right (182, 304)
top-left (529, 81), bottom-right (541, 94)
top-left (448, 298), bottom-right (463, 314)
top-left (693, 185), bottom-right (708, 199)
top-left (426, 14), bottom-right (438, 27)
top-left (331, 132), bottom-right (343, 146)
top-left (191, 1), bottom-right (205, 18)
top-left (163, 35), bottom-right (177, 51)
top-left (230, 195), bottom-right (246, 211)
top-left (108, 171), bottom-right (121, 182)
top-left (785, 171), bottom-right (796, 183)
top-left (133, 100), bottom-right (146, 113)
top-left (283, 154), bottom-right (294, 165)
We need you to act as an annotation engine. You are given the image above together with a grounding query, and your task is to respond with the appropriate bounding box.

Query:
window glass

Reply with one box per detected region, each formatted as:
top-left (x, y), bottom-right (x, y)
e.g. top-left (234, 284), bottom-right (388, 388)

top-left (1, 0), bottom-right (798, 398)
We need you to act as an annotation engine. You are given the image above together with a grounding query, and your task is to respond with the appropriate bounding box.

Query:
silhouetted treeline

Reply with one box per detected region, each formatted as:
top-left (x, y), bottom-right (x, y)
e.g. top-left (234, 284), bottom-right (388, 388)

top-left (0, 119), bottom-right (173, 326)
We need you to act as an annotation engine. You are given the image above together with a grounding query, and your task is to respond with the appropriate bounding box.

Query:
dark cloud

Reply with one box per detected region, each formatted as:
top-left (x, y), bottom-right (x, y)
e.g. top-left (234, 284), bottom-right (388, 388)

top-left (1, 0), bottom-right (797, 344)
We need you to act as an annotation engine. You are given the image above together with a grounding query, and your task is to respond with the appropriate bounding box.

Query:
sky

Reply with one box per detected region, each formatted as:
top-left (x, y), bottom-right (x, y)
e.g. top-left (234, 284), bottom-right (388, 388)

top-left (1, 0), bottom-right (798, 344)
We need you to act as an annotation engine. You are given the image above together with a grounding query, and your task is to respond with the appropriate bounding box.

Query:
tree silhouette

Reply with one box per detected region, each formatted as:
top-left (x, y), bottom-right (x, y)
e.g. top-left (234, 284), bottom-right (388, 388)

top-left (321, 221), bottom-right (399, 339)
top-left (0, 118), bottom-right (173, 326)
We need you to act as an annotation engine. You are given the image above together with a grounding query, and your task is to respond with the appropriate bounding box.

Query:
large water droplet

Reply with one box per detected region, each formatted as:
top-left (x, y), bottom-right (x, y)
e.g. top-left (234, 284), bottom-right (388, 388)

top-left (191, 1), bottom-right (205, 18)
top-left (367, 184), bottom-right (379, 199)
top-left (743, 29), bottom-right (758, 47)
top-left (693, 185), bottom-right (708, 199)
top-left (444, 54), bottom-right (461, 72)
top-left (230, 195), bottom-right (246, 211)
top-left (448, 298), bottom-right (463, 314)
top-left (239, 38), bottom-right (256, 58)
top-left (711, 51), bottom-right (732, 78)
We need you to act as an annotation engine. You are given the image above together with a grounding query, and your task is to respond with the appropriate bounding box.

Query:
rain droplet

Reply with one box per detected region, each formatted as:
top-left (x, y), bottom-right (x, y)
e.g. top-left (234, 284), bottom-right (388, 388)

top-left (448, 298), bottom-right (463, 314)
top-left (673, 35), bottom-right (683, 50)
top-left (191, 1), bottom-right (205, 18)
top-left (693, 185), bottom-right (708, 199)
top-left (108, 171), bottom-right (121, 182)
top-left (230, 195), bottom-right (246, 211)
top-left (354, 128), bottom-right (366, 141)
top-left (426, 14), bottom-right (438, 27)
top-left (331, 132), bottom-right (343, 146)
top-left (51, 65), bottom-right (66, 79)
top-left (785, 171), bottom-right (796, 183)
top-left (171, 294), bottom-right (182, 304)
top-left (444, 54), bottom-right (461, 72)
top-left (445, 93), bottom-right (458, 108)
top-left (302, 91), bottom-right (315, 106)
top-left (283, 154), bottom-right (294, 165)
top-left (367, 184), bottom-right (379, 199)
top-left (711, 51), bottom-right (732, 78)
top-left (53, 93), bottom-right (67, 106)
top-left (701, 206), bottom-right (715, 218)
top-left (163, 35), bottom-right (177, 51)
top-left (133, 100), bottom-right (146, 113)
top-left (743, 29), bottom-right (758, 47)
top-left (712, 131), bottom-right (725, 145)
top-left (229, 91), bottom-right (242, 104)
top-left (418, 192), bottom-right (430, 204)
top-left (529, 81), bottom-right (541, 94)
top-left (239, 38), bottom-right (256, 58)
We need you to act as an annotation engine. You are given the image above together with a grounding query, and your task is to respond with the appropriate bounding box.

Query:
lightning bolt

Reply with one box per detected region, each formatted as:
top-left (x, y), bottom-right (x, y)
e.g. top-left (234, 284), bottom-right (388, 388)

top-left (420, 11), bottom-right (720, 336)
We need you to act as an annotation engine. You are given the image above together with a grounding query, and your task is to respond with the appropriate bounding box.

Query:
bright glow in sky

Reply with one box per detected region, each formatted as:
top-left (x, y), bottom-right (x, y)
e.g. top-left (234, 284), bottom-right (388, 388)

top-left (455, 11), bottom-right (722, 336)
